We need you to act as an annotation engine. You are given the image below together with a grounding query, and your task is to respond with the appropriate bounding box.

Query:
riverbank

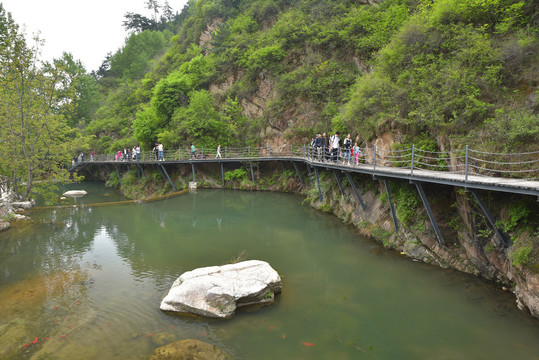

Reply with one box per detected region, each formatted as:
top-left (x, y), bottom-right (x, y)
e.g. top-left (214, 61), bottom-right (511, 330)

top-left (0, 189), bottom-right (34, 231)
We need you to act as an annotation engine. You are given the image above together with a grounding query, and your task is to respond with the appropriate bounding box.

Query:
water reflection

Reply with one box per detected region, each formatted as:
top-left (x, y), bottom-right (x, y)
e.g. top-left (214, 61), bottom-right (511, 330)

top-left (0, 189), bottom-right (538, 360)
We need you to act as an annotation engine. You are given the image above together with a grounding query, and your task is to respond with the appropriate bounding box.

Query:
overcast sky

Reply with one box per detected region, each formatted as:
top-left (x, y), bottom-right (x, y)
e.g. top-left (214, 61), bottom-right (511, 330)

top-left (2, 0), bottom-right (188, 72)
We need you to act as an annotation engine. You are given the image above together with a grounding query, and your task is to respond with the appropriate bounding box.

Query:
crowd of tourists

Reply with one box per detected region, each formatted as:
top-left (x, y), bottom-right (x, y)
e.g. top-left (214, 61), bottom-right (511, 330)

top-left (76, 134), bottom-right (362, 165)
top-left (114, 145), bottom-right (143, 161)
top-left (309, 131), bottom-right (362, 165)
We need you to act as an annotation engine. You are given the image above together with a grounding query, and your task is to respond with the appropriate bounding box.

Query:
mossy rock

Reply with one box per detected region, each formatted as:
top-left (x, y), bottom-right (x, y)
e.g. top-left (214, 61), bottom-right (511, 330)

top-left (150, 339), bottom-right (229, 360)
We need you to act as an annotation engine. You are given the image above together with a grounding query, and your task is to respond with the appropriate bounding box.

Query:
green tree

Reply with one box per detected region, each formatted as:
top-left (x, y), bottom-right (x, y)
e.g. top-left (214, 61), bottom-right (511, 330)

top-left (173, 89), bottom-right (224, 148)
top-left (0, 6), bottom-right (86, 200)
top-left (220, 96), bottom-right (256, 147)
top-left (110, 30), bottom-right (170, 80)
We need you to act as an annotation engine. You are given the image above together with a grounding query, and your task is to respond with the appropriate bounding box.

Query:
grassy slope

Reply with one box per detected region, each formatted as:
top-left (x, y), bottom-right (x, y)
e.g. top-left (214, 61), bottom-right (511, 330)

top-left (87, 0), bottom-right (538, 155)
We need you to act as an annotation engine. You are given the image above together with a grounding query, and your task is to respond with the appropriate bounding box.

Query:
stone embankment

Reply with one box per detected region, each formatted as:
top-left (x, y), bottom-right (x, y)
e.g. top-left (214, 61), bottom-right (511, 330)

top-left (0, 189), bottom-right (33, 231)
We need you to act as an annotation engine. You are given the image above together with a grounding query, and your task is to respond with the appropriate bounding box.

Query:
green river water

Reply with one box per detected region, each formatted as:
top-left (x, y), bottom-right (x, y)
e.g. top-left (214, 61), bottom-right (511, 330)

top-left (0, 183), bottom-right (538, 359)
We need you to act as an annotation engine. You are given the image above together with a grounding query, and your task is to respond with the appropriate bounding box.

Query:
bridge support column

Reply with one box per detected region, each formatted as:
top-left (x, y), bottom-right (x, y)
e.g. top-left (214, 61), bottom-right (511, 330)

top-left (414, 182), bottom-right (444, 246)
top-left (114, 165), bottom-right (121, 187)
top-left (160, 164), bottom-right (177, 191)
top-left (469, 189), bottom-right (508, 247)
top-left (138, 164), bottom-right (146, 178)
top-left (333, 170), bottom-right (345, 196)
top-left (153, 164), bottom-right (165, 181)
top-left (305, 165), bottom-right (314, 185)
top-left (250, 163), bottom-right (255, 182)
top-left (89, 167), bottom-right (98, 181)
top-left (221, 163), bottom-right (225, 187)
top-left (80, 164), bottom-right (96, 181)
top-left (383, 178), bottom-right (399, 232)
top-left (191, 163), bottom-right (196, 182)
top-left (345, 172), bottom-right (366, 210)
top-left (292, 161), bottom-right (305, 189)
top-left (314, 166), bottom-right (323, 202)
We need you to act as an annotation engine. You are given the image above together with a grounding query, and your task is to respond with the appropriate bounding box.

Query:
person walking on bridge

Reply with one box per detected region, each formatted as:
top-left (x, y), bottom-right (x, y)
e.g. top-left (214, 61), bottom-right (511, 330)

top-left (322, 132), bottom-right (329, 162)
top-left (190, 144), bottom-right (196, 160)
top-left (329, 131), bottom-right (340, 163)
top-left (353, 141), bottom-right (361, 165)
top-left (313, 133), bottom-right (323, 161)
top-left (158, 143), bottom-right (164, 161)
top-left (216, 144), bottom-right (222, 158)
top-left (343, 134), bottom-right (352, 165)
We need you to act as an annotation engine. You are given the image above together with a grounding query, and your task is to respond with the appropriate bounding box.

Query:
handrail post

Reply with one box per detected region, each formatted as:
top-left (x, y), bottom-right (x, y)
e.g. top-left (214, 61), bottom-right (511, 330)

top-left (178, 149), bottom-right (181, 160)
top-left (465, 145), bottom-right (469, 182)
top-left (373, 145), bottom-right (377, 170)
top-left (269, 146), bottom-right (272, 157)
top-left (225, 146), bottom-right (228, 158)
top-left (411, 145), bottom-right (415, 176)
top-left (248, 146), bottom-right (251, 158)
top-left (290, 144), bottom-right (293, 156)
top-left (201, 147), bottom-right (204, 159)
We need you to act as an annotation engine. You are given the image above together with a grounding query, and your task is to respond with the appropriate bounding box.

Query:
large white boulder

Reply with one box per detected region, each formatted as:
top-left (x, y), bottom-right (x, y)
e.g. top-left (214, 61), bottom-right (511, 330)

top-left (160, 260), bottom-right (282, 318)
top-left (62, 190), bottom-right (87, 197)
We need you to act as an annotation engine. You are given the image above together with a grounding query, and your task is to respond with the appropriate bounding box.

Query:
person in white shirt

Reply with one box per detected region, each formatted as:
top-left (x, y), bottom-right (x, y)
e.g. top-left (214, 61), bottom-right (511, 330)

top-left (329, 131), bottom-right (340, 163)
top-left (157, 143), bottom-right (164, 161)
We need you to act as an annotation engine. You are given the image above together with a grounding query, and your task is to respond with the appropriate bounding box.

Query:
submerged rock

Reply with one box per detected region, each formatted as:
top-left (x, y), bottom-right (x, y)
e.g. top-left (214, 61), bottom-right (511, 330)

top-left (149, 339), bottom-right (228, 360)
top-left (152, 332), bottom-right (176, 346)
top-left (160, 260), bottom-right (282, 318)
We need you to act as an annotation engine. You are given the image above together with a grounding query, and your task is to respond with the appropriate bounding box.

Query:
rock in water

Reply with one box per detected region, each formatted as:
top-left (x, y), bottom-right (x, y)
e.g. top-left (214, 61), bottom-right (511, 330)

top-left (62, 190), bottom-right (87, 197)
top-left (150, 339), bottom-right (228, 360)
top-left (160, 260), bottom-right (282, 318)
top-left (0, 221), bottom-right (10, 231)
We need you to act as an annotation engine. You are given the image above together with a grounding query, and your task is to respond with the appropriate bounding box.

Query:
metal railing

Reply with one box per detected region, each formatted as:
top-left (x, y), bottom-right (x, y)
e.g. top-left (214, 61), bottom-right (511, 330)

top-left (78, 145), bottom-right (539, 180)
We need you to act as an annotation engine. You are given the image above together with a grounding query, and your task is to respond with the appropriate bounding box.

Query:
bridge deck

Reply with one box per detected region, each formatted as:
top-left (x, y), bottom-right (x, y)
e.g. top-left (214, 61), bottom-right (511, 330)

top-left (73, 156), bottom-right (539, 197)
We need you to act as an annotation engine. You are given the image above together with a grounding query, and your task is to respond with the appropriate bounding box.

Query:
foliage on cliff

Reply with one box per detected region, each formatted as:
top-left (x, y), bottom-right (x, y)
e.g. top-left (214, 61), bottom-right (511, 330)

top-left (84, 0), bottom-right (537, 156)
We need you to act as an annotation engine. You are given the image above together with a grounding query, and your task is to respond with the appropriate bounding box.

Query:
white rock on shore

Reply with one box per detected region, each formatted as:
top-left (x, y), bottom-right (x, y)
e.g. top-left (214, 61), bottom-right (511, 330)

top-left (11, 201), bottom-right (34, 210)
top-left (160, 260), bottom-right (282, 318)
top-left (62, 190), bottom-right (87, 197)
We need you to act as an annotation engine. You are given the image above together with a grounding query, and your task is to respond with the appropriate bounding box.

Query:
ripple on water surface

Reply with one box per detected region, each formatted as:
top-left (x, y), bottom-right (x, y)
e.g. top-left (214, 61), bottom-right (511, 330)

top-left (1, 188), bottom-right (539, 359)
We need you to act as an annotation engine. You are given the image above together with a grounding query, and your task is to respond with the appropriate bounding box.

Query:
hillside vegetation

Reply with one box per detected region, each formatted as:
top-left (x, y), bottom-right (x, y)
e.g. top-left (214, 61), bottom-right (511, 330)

top-left (85, 0), bottom-right (538, 154)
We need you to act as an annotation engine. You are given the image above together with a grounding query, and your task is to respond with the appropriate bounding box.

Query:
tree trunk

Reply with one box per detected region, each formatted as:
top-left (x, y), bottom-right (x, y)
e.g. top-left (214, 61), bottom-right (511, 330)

top-left (11, 170), bottom-right (19, 199)
top-left (22, 169), bottom-right (32, 200)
